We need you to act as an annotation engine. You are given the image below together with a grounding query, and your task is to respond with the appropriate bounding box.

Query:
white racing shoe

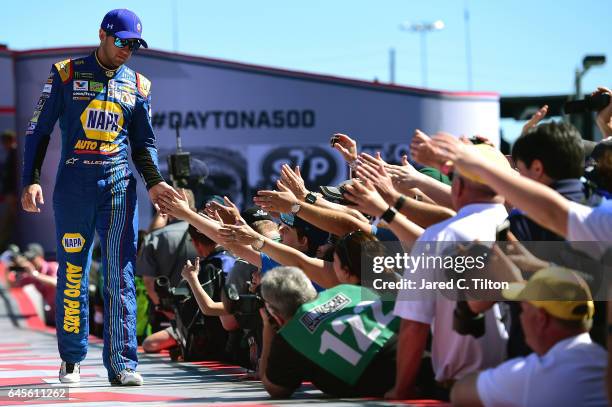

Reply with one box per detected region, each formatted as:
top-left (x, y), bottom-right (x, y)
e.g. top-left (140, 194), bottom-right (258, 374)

top-left (111, 369), bottom-right (144, 386)
top-left (59, 361), bottom-right (80, 383)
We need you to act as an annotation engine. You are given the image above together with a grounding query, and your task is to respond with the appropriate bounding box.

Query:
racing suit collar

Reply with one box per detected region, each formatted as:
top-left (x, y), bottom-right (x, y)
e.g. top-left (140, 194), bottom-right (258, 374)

top-left (93, 49), bottom-right (121, 78)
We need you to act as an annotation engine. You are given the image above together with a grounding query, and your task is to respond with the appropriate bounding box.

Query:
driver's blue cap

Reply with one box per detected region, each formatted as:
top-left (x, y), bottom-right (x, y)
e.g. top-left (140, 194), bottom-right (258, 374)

top-left (101, 9), bottom-right (148, 48)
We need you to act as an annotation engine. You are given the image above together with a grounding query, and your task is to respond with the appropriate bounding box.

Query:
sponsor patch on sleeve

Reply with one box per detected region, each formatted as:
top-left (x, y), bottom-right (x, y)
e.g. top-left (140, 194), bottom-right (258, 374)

top-left (54, 59), bottom-right (73, 83)
top-left (136, 72), bottom-right (151, 97)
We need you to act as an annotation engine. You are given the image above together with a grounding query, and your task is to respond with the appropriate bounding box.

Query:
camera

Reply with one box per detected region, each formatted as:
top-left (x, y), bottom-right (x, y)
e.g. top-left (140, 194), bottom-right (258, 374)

top-left (564, 93), bottom-right (611, 114)
top-left (224, 283), bottom-right (264, 316)
top-left (453, 300), bottom-right (485, 338)
top-left (167, 125), bottom-right (192, 188)
top-left (154, 275), bottom-right (191, 312)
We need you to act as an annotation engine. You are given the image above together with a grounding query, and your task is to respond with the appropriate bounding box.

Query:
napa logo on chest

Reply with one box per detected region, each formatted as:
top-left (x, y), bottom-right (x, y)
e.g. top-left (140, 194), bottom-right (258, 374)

top-left (79, 99), bottom-right (124, 142)
top-left (62, 233), bottom-right (85, 253)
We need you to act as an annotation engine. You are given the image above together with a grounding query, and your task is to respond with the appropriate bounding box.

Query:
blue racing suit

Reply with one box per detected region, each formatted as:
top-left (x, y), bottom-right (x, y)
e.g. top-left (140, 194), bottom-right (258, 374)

top-left (22, 51), bottom-right (164, 381)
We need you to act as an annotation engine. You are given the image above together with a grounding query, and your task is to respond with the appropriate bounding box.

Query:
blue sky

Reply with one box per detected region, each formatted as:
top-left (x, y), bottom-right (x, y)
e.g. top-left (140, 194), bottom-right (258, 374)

top-left (2, 1), bottom-right (611, 139)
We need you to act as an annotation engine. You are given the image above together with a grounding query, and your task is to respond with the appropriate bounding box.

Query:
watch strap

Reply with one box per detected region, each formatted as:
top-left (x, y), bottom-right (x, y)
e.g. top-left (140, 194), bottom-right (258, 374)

top-left (305, 192), bottom-right (317, 205)
top-left (381, 207), bottom-right (398, 223)
top-left (394, 195), bottom-right (406, 210)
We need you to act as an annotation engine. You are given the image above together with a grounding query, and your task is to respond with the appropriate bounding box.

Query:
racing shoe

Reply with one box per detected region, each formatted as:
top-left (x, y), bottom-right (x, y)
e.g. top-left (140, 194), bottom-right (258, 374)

top-left (110, 369), bottom-right (144, 386)
top-left (59, 361), bottom-right (80, 383)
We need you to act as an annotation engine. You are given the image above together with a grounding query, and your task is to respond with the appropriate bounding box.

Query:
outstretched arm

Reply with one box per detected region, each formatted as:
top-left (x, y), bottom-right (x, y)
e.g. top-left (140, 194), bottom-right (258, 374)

top-left (181, 258), bottom-right (228, 316)
top-left (357, 153), bottom-right (455, 228)
top-left (431, 133), bottom-right (570, 237)
top-left (218, 224), bottom-right (339, 288)
top-left (342, 178), bottom-right (424, 244)
top-left (253, 185), bottom-right (372, 237)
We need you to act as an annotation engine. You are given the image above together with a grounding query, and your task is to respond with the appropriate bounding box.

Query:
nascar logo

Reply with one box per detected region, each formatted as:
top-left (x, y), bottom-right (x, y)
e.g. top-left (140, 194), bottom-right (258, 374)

top-left (79, 100), bottom-right (124, 142)
top-left (62, 233), bottom-right (85, 253)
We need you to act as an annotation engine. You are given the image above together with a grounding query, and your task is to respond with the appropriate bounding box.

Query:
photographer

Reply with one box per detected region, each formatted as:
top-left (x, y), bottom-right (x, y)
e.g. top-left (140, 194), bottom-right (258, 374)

top-left (8, 243), bottom-right (58, 326)
top-left (136, 189), bottom-right (198, 336)
top-left (179, 207), bottom-right (282, 369)
top-left (586, 139), bottom-right (612, 202)
top-left (142, 223), bottom-right (236, 357)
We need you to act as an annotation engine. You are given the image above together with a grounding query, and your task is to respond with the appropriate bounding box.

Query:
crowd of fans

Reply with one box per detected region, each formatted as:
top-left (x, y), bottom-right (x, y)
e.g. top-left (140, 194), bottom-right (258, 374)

top-left (1, 86), bottom-right (612, 406)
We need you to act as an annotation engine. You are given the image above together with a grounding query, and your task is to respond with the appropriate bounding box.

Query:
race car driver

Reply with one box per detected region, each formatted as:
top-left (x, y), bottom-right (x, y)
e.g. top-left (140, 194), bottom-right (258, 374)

top-left (21, 9), bottom-right (180, 386)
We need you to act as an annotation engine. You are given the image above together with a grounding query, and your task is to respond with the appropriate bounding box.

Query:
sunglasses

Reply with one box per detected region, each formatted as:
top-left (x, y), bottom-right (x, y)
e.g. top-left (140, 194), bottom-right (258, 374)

top-left (106, 32), bottom-right (141, 51)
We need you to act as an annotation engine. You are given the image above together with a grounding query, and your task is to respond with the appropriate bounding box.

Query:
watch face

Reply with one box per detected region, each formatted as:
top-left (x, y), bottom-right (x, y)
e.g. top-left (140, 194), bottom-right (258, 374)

top-left (306, 193), bottom-right (317, 204)
top-left (291, 203), bottom-right (301, 213)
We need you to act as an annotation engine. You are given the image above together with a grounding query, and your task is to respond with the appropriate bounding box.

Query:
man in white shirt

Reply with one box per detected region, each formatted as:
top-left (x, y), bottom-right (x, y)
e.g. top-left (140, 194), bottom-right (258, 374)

top-left (451, 267), bottom-right (607, 407)
top-left (386, 144), bottom-right (511, 400)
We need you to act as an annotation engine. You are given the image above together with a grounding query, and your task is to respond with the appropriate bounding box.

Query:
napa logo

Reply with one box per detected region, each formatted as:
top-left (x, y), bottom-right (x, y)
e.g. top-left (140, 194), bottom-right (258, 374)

top-left (80, 99), bottom-right (124, 142)
top-left (62, 233), bottom-right (85, 253)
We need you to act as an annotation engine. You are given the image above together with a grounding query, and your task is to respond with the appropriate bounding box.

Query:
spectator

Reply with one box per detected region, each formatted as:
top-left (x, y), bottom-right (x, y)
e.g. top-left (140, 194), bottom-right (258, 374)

top-left (218, 221), bottom-right (388, 290)
top-left (385, 144), bottom-right (511, 400)
top-left (509, 121), bottom-right (586, 241)
top-left (224, 207), bottom-right (280, 300)
top-left (507, 121), bottom-right (598, 356)
top-left (451, 267), bottom-right (606, 407)
top-left (259, 266), bottom-right (398, 398)
top-left (8, 243), bottom-right (58, 326)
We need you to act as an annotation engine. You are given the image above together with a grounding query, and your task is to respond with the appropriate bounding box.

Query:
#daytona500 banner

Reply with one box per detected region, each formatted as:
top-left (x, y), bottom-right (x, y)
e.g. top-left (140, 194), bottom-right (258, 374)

top-left (13, 47), bottom-right (499, 251)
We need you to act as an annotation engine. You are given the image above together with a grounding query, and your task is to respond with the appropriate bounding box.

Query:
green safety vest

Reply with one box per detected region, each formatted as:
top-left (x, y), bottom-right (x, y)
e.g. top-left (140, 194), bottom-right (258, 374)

top-left (279, 284), bottom-right (398, 386)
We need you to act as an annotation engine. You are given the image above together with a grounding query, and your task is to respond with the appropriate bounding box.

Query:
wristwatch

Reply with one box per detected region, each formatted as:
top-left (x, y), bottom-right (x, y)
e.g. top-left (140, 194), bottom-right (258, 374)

top-left (305, 192), bottom-right (317, 205)
top-left (381, 207), bottom-right (398, 223)
top-left (251, 237), bottom-right (265, 251)
top-left (394, 195), bottom-right (406, 211)
top-left (290, 202), bottom-right (301, 214)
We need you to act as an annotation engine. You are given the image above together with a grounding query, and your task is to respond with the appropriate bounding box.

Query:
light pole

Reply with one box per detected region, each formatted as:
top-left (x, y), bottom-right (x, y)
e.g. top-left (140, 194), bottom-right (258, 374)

top-left (400, 20), bottom-right (445, 87)
top-left (575, 55), bottom-right (606, 100)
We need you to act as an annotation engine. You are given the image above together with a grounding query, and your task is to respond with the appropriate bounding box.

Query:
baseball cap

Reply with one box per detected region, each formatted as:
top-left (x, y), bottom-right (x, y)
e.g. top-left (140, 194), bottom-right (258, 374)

top-left (280, 213), bottom-right (329, 248)
top-left (23, 243), bottom-right (44, 261)
top-left (456, 143), bottom-right (512, 185)
top-left (502, 267), bottom-right (594, 321)
top-left (241, 206), bottom-right (274, 227)
top-left (101, 9), bottom-right (148, 48)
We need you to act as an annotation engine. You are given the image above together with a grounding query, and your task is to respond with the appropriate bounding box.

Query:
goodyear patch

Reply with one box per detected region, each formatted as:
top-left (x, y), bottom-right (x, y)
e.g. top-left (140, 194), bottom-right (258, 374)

top-left (62, 233), bottom-right (85, 253)
top-left (54, 59), bottom-right (72, 83)
top-left (80, 99), bottom-right (124, 142)
top-left (136, 72), bottom-right (151, 97)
